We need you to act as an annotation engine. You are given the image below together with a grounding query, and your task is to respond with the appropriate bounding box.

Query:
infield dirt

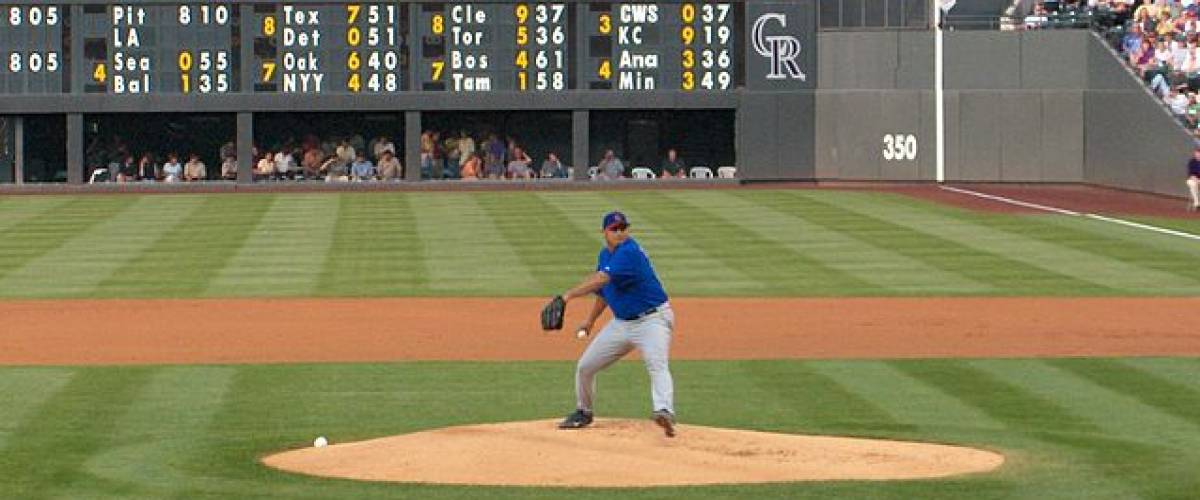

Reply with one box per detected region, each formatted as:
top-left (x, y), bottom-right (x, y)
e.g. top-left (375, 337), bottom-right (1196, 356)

top-left (3, 297), bottom-right (1199, 365)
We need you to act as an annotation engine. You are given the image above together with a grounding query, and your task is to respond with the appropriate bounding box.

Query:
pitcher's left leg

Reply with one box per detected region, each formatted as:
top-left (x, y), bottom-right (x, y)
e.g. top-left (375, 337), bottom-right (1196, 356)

top-left (632, 312), bottom-right (674, 414)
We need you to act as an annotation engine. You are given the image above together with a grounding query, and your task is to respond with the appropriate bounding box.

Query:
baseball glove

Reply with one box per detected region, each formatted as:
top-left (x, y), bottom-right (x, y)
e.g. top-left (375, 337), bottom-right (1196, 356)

top-left (541, 295), bottom-right (566, 331)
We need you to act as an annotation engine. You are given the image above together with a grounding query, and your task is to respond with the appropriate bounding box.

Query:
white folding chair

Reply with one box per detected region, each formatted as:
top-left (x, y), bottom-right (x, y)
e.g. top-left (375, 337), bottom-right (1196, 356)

top-left (587, 166), bottom-right (599, 179)
top-left (717, 166), bottom-right (738, 179)
top-left (631, 167), bottom-right (656, 179)
top-left (689, 166), bottom-right (714, 179)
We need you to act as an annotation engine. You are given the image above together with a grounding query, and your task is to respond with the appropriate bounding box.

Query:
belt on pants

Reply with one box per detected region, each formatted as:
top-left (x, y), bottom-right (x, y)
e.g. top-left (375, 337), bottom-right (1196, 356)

top-left (625, 305), bottom-right (663, 321)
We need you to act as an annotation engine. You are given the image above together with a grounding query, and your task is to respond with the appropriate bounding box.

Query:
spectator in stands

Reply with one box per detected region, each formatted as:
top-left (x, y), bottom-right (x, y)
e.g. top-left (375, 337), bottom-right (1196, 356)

top-left (274, 149), bottom-right (296, 179)
top-left (114, 155), bottom-right (136, 182)
top-left (302, 147), bottom-right (324, 179)
top-left (507, 146), bottom-right (533, 179)
top-left (351, 152), bottom-right (376, 181)
top-left (336, 139), bottom-right (356, 167)
top-left (1025, 3), bottom-right (1050, 29)
top-left (420, 130), bottom-right (435, 178)
top-left (461, 152), bottom-right (482, 180)
top-left (220, 155), bottom-right (237, 180)
top-left (541, 152), bottom-right (566, 178)
top-left (484, 134), bottom-right (506, 179)
top-left (162, 153), bottom-right (183, 183)
top-left (1188, 147), bottom-right (1200, 211)
top-left (457, 130), bottom-right (476, 173)
top-left (137, 153), bottom-right (158, 182)
top-left (219, 141), bottom-right (236, 163)
top-left (371, 135), bottom-right (395, 161)
top-left (323, 154), bottom-right (350, 182)
top-left (377, 150), bottom-right (403, 180)
top-left (255, 152), bottom-right (276, 181)
top-left (598, 150), bottom-right (625, 180)
top-left (184, 153), bottom-right (207, 181)
top-left (442, 133), bottom-right (461, 179)
top-left (659, 149), bottom-right (687, 178)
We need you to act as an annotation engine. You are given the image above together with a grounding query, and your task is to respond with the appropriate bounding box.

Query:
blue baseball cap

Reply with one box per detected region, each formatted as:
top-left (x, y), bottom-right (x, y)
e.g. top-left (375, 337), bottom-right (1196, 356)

top-left (602, 211), bottom-right (629, 230)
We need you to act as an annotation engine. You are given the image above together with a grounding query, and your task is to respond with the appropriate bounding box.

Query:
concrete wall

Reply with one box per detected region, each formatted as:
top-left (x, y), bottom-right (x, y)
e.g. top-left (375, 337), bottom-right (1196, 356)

top-left (815, 30), bottom-right (1087, 183)
top-left (1083, 35), bottom-right (1195, 198)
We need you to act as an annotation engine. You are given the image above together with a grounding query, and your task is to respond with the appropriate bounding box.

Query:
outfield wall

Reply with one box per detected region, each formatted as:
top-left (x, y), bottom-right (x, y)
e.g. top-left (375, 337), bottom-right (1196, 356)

top-left (815, 30), bottom-right (1191, 199)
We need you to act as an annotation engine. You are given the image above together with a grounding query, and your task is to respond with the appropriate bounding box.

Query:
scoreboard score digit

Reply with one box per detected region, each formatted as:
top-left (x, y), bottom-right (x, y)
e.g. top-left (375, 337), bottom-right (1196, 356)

top-left (588, 2), bottom-right (740, 91)
top-left (1, 5), bottom-right (67, 94)
top-left (81, 3), bottom-right (238, 94)
top-left (417, 2), bottom-right (572, 92)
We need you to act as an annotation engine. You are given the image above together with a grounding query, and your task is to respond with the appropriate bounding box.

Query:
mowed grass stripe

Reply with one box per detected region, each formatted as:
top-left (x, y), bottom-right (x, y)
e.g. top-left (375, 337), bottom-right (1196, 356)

top-left (537, 192), bottom-right (760, 295)
top-left (475, 193), bottom-right (598, 293)
top-left (890, 360), bottom-right (1144, 499)
top-left (1119, 357), bottom-right (1200, 389)
top-left (806, 361), bottom-right (1005, 431)
top-left (96, 195), bottom-right (274, 297)
top-left (971, 360), bottom-right (1200, 447)
top-left (317, 194), bottom-right (427, 295)
top-left (820, 191), bottom-right (1182, 294)
top-left (205, 194), bottom-right (339, 297)
top-left (701, 190), bottom-right (991, 294)
top-left (70, 367), bottom-right (236, 499)
top-left (761, 191), bottom-right (1095, 294)
top-left (0, 369), bottom-right (75, 451)
top-left (0, 196), bottom-right (138, 282)
top-left (1037, 215), bottom-right (1200, 260)
top-left (975, 359), bottom-right (1200, 499)
top-left (411, 193), bottom-right (540, 295)
top-left (0, 196), bottom-right (205, 298)
top-left (731, 360), bottom-right (912, 434)
top-left (606, 192), bottom-right (880, 295)
top-left (1, 367), bottom-right (152, 498)
top-left (907, 198), bottom-right (1200, 292)
top-left (0, 196), bottom-right (72, 233)
top-left (1047, 358), bottom-right (1200, 428)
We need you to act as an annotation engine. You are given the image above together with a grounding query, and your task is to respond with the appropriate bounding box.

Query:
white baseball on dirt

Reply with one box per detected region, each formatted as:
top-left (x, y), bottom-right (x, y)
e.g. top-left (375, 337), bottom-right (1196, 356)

top-left (314, 436), bottom-right (328, 448)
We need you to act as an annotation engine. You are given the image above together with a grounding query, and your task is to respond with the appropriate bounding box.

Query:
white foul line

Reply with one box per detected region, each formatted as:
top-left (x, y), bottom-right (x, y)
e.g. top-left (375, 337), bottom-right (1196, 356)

top-left (938, 185), bottom-right (1200, 242)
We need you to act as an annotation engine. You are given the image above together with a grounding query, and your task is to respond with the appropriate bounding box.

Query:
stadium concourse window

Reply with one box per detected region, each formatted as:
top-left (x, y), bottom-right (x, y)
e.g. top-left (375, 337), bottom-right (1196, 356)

top-left (819, 0), bottom-right (929, 29)
top-left (589, 110), bottom-right (734, 179)
top-left (422, 111), bottom-right (572, 181)
top-left (0, 115), bottom-right (67, 183)
top-left (84, 114), bottom-right (235, 183)
top-left (253, 113), bottom-right (405, 182)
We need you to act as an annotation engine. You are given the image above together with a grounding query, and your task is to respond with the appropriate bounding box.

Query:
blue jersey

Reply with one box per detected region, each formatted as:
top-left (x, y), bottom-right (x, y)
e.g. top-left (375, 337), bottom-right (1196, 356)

top-left (596, 237), bottom-right (668, 320)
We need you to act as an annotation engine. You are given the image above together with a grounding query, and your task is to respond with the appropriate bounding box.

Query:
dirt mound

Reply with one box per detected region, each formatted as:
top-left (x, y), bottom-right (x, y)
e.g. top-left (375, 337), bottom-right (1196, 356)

top-left (262, 419), bottom-right (1004, 487)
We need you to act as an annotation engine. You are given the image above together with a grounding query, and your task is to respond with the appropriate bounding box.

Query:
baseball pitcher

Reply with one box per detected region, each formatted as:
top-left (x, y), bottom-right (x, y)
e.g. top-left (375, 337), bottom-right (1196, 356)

top-left (541, 211), bottom-right (677, 437)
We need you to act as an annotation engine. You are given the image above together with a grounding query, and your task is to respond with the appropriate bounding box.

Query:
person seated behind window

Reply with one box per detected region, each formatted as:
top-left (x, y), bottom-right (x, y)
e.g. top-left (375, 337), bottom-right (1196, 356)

top-left (116, 155), bottom-right (137, 182)
top-left (460, 152), bottom-right (482, 180)
top-left (322, 154), bottom-right (350, 182)
top-left (659, 149), bottom-right (687, 179)
top-left (162, 153), bottom-right (184, 183)
top-left (184, 153), bottom-right (207, 181)
top-left (377, 150), bottom-right (403, 180)
top-left (255, 152), bottom-right (276, 181)
top-left (137, 153), bottom-right (158, 182)
top-left (351, 152), bottom-right (376, 181)
top-left (507, 147), bottom-right (533, 179)
top-left (598, 150), bottom-right (625, 180)
top-left (220, 155), bottom-right (237, 180)
top-left (540, 152), bottom-right (566, 178)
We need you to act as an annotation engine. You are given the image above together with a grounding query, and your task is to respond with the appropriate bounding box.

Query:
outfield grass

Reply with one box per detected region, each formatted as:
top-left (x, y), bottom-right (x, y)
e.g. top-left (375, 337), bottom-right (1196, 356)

top-left (2, 190), bottom-right (1200, 298)
top-left (0, 358), bottom-right (1197, 499)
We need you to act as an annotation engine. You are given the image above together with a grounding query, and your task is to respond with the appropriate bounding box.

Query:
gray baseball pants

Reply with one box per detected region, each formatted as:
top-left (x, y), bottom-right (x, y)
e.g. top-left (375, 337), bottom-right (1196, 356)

top-left (575, 304), bottom-right (675, 414)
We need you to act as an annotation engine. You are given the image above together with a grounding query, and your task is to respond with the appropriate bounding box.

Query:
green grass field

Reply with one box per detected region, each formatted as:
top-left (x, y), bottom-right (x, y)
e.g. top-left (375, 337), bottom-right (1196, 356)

top-left (2, 189), bottom-right (1198, 498)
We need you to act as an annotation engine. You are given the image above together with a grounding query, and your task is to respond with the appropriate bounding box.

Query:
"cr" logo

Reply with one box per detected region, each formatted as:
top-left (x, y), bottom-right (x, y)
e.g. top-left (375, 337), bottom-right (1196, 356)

top-left (752, 13), bottom-right (806, 81)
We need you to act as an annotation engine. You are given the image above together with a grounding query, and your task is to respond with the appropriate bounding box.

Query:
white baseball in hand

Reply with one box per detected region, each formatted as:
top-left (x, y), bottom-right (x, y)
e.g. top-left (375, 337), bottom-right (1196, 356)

top-left (576, 329), bottom-right (588, 339)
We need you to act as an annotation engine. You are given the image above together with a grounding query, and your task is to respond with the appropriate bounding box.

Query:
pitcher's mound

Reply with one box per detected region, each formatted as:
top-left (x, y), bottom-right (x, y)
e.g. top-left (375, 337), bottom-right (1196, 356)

top-left (263, 419), bottom-right (1003, 487)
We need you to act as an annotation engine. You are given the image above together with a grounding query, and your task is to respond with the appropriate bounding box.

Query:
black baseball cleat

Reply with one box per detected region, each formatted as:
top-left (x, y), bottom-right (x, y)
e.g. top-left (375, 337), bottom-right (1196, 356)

top-left (652, 409), bottom-right (676, 437)
top-left (558, 409), bottom-right (594, 429)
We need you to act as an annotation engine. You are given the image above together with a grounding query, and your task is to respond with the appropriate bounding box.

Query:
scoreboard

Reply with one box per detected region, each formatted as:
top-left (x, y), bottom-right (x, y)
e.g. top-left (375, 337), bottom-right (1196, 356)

top-left (0, 1), bottom-right (813, 99)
